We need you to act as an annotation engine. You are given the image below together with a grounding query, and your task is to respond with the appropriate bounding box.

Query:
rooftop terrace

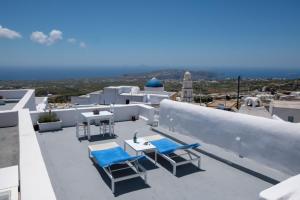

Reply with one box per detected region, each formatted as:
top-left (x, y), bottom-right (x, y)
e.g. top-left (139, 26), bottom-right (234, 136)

top-left (37, 120), bottom-right (273, 200)
top-left (0, 126), bottom-right (19, 168)
top-left (0, 102), bottom-right (18, 111)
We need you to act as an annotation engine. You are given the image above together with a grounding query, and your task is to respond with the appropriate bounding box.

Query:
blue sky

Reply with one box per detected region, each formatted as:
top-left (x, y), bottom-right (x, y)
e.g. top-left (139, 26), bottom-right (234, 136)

top-left (0, 0), bottom-right (299, 68)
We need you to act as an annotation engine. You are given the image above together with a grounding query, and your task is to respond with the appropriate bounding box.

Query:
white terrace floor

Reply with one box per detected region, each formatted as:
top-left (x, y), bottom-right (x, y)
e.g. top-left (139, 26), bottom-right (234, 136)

top-left (36, 120), bottom-right (273, 200)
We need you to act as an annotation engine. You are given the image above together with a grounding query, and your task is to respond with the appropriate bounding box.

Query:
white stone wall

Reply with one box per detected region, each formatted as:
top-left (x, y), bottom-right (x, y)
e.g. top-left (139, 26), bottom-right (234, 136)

top-left (138, 104), bottom-right (155, 124)
top-left (270, 107), bottom-right (300, 123)
top-left (30, 104), bottom-right (152, 127)
top-left (159, 99), bottom-right (300, 176)
top-left (0, 110), bottom-right (18, 127)
top-left (71, 96), bottom-right (92, 105)
top-left (0, 89), bottom-right (36, 127)
top-left (19, 109), bottom-right (57, 200)
top-left (144, 86), bottom-right (164, 92)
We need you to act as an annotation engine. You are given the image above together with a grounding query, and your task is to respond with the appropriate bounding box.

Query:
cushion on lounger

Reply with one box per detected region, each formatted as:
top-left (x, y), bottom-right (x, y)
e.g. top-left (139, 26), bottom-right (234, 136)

top-left (91, 147), bottom-right (144, 167)
top-left (151, 138), bottom-right (199, 154)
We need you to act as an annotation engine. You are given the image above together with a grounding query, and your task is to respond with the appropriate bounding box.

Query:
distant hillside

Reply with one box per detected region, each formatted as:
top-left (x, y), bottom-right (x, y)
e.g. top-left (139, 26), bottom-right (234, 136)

top-left (122, 69), bottom-right (218, 80)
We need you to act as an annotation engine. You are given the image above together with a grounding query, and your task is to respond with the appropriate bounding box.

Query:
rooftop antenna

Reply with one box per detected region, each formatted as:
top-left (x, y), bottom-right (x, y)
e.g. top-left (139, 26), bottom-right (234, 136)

top-left (236, 76), bottom-right (241, 109)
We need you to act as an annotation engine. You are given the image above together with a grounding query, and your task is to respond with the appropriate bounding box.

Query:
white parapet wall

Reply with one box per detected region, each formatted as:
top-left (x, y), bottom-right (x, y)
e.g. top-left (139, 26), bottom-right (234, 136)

top-left (30, 104), bottom-right (151, 127)
top-left (159, 99), bottom-right (300, 176)
top-left (259, 174), bottom-right (300, 200)
top-left (0, 89), bottom-right (36, 127)
top-left (13, 89), bottom-right (36, 111)
top-left (19, 109), bottom-right (56, 200)
top-left (0, 110), bottom-right (18, 127)
top-left (138, 104), bottom-right (155, 124)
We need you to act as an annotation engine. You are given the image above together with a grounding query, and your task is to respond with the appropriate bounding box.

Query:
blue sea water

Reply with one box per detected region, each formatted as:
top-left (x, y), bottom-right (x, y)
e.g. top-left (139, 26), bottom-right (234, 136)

top-left (0, 66), bottom-right (299, 80)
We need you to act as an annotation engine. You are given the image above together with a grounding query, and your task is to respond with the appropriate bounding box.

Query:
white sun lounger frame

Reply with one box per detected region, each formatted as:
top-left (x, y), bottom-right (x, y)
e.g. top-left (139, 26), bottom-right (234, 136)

top-left (143, 135), bottom-right (201, 175)
top-left (88, 142), bottom-right (147, 193)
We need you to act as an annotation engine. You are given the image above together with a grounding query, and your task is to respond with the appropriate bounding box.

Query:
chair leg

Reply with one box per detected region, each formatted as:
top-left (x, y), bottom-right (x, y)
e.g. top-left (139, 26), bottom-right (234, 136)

top-left (76, 124), bottom-right (79, 138)
top-left (173, 165), bottom-right (176, 176)
top-left (112, 179), bottom-right (115, 193)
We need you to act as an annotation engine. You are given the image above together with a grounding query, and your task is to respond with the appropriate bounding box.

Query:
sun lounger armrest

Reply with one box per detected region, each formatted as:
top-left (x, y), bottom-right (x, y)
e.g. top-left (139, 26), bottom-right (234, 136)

top-left (176, 143), bottom-right (200, 151)
top-left (106, 155), bottom-right (145, 167)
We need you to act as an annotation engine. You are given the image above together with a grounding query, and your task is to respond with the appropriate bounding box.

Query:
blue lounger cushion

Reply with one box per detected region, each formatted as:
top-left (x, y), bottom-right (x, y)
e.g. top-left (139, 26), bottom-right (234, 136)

top-left (150, 138), bottom-right (200, 154)
top-left (91, 147), bottom-right (144, 167)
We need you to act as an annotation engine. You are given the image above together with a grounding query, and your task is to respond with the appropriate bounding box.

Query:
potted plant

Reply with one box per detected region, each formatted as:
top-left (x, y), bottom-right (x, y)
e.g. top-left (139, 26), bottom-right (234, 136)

top-left (37, 110), bottom-right (62, 132)
top-left (93, 109), bottom-right (99, 115)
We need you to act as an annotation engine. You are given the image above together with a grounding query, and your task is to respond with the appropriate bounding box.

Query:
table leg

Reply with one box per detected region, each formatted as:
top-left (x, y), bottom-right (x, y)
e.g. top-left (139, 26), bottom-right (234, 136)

top-left (87, 120), bottom-right (91, 140)
top-left (109, 118), bottom-right (112, 136)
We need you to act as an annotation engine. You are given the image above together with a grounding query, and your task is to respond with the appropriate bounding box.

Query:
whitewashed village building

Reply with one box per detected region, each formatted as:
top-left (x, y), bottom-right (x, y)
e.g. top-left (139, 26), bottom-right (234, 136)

top-left (71, 77), bottom-right (176, 106)
top-left (269, 100), bottom-right (300, 122)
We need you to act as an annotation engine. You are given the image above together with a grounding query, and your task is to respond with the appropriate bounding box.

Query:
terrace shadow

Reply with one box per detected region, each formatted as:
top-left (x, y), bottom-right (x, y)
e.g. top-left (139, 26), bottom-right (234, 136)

top-left (146, 152), bottom-right (204, 177)
top-left (78, 134), bottom-right (117, 142)
top-left (93, 163), bottom-right (150, 196)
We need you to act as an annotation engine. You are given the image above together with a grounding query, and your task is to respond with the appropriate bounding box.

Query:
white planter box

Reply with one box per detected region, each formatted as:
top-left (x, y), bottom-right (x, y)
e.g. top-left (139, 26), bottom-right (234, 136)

top-left (38, 120), bottom-right (62, 132)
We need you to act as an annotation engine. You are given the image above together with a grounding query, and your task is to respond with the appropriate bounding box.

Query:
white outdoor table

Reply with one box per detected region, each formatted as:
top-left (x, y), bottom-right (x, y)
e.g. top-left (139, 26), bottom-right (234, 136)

top-left (81, 111), bottom-right (113, 140)
top-left (124, 138), bottom-right (156, 156)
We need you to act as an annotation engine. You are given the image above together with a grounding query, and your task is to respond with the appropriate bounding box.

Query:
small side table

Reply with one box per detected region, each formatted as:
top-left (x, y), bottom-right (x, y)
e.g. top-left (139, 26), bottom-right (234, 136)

top-left (124, 138), bottom-right (156, 156)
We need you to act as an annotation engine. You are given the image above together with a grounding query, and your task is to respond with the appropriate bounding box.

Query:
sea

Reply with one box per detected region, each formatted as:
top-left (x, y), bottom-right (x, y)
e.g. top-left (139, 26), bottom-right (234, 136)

top-left (0, 66), bottom-right (299, 80)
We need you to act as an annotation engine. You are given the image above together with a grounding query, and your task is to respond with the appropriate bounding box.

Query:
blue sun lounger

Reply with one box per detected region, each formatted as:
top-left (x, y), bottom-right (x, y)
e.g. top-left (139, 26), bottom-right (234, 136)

top-left (142, 135), bottom-right (201, 175)
top-left (88, 142), bottom-right (147, 193)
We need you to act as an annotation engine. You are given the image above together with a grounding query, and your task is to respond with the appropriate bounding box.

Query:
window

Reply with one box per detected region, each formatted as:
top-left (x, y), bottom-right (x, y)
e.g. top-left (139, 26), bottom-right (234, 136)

top-left (288, 116), bottom-right (294, 122)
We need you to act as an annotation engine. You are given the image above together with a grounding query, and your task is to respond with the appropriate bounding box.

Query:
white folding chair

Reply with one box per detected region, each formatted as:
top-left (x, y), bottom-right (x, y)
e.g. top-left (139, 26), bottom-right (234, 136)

top-left (75, 107), bottom-right (88, 139)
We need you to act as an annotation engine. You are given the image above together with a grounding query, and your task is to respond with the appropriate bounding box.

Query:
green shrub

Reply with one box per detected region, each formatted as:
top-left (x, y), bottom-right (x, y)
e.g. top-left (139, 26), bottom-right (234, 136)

top-left (38, 111), bottom-right (60, 123)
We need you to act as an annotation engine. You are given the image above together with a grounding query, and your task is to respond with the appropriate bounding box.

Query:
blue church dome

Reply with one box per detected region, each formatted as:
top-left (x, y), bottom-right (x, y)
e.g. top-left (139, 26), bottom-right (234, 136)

top-left (145, 77), bottom-right (163, 88)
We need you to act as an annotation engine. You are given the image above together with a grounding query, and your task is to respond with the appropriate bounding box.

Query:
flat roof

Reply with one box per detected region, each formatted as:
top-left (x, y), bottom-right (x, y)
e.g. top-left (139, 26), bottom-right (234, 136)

top-left (271, 100), bottom-right (300, 109)
top-left (239, 105), bottom-right (272, 119)
top-left (207, 100), bottom-right (237, 108)
top-left (37, 120), bottom-right (272, 199)
top-left (0, 126), bottom-right (19, 168)
top-left (0, 103), bottom-right (17, 111)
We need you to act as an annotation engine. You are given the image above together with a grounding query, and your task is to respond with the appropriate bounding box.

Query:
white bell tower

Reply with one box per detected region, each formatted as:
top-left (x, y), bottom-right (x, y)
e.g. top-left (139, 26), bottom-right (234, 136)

top-left (181, 71), bottom-right (193, 102)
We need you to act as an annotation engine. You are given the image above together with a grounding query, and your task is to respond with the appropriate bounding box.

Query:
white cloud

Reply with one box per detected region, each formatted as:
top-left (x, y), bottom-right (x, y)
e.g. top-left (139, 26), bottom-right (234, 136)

top-left (30, 29), bottom-right (62, 45)
top-left (79, 41), bottom-right (86, 48)
top-left (0, 25), bottom-right (22, 39)
top-left (67, 38), bottom-right (77, 44)
top-left (67, 37), bottom-right (86, 48)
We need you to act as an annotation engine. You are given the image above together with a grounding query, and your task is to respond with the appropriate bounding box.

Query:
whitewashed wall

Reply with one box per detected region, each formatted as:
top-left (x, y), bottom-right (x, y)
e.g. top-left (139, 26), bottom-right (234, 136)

top-left (70, 96), bottom-right (92, 105)
top-left (13, 89), bottom-right (36, 111)
top-left (0, 110), bottom-right (18, 127)
top-left (270, 107), bottom-right (300, 123)
top-left (138, 104), bottom-right (155, 124)
top-left (0, 89), bottom-right (36, 127)
top-left (19, 109), bottom-right (56, 200)
top-left (30, 104), bottom-right (143, 127)
top-left (159, 99), bottom-right (300, 176)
